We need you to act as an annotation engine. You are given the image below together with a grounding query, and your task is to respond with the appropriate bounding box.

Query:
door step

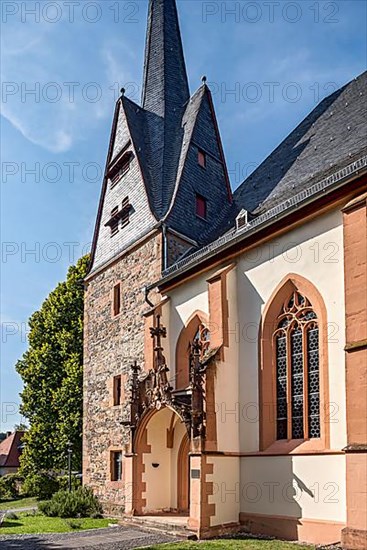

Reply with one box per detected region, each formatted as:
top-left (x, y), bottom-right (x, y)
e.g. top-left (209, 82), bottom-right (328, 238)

top-left (119, 515), bottom-right (197, 539)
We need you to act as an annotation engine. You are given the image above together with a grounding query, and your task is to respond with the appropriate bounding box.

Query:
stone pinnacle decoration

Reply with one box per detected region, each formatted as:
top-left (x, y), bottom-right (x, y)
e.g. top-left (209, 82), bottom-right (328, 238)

top-left (149, 314), bottom-right (172, 409)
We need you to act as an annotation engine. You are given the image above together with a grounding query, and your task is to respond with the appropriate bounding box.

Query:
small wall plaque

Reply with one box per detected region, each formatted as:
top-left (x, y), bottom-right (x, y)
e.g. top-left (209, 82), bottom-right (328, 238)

top-left (191, 469), bottom-right (200, 479)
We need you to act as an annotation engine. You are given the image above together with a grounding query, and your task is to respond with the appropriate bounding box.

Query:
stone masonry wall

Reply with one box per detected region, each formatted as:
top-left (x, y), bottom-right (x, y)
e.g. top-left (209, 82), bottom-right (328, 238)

top-left (83, 232), bottom-right (162, 514)
top-left (166, 231), bottom-right (193, 266)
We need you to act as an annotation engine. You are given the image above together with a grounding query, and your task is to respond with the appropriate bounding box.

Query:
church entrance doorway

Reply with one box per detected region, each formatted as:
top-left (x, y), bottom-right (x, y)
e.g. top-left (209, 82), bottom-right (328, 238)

top-left (135, 407), bottom-right (190, 515)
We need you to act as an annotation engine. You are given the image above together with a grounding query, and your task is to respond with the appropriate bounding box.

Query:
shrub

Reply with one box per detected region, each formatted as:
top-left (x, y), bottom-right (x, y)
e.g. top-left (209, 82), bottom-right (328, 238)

top-left (0, 482), bottom-right (8, 501)
top-left (39, 487), bottom-right (103, 518)
top-left (22, 473), bottom-right (59, 500)
top-left (0, 474), bottom-right (20, 500)
top-left (58, 475), bottom-right (82, 492)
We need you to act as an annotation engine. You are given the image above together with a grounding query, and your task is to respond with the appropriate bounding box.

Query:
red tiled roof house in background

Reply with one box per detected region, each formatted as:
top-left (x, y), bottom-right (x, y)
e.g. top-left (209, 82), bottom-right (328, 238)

top-left (0, 431), bottom-right (25, 477)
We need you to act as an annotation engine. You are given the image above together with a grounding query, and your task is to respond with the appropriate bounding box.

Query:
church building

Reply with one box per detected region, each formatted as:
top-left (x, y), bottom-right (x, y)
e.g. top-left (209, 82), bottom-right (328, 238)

top-left (83, 1), bottom-right (367, 547)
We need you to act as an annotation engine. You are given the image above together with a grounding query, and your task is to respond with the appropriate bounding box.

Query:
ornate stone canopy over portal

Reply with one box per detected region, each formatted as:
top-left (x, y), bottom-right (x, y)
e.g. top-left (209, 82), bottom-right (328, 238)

top-left (122, 314), bottom-right (219, 451)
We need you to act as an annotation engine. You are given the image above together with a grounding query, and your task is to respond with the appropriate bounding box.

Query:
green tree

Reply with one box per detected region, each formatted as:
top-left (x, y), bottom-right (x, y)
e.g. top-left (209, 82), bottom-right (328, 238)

top-left (14, 422), bottom-right (28, 431)
top-left (16, 256), bottom-right (89, 476)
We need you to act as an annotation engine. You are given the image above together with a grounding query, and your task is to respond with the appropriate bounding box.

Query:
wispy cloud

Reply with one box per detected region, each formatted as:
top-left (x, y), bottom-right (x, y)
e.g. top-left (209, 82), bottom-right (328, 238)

top-left (0, 19), bottom-right (141, 153)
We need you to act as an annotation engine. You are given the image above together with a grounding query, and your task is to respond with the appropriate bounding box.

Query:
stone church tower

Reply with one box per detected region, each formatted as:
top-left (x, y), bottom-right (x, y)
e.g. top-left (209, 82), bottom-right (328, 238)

top-left (84, 0), bottom-right (367, 543)
top-left (83, 0), bottom-right (232, 513)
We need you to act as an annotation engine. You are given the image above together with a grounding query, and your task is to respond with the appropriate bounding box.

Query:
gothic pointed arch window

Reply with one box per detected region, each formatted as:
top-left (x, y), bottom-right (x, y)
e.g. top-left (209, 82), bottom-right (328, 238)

top-left (274, 291), bottom-right (320, 440)
top-left (176, 312), bottom-right (210, 390)
top-left (260, 275), bottom-right (329, 451)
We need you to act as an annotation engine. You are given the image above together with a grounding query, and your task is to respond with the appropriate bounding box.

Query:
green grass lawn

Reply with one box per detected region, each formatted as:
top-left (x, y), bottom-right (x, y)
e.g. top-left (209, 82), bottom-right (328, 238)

top-left (137, 541), bottom-right (314, 550)
top-left (0, 512), bottom-right (118, 535)
top-left (0, 497), bottom-right (39, 511)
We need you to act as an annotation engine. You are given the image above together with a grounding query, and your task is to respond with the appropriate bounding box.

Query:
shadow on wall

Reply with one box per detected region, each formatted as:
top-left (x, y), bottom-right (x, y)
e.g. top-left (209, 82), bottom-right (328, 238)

top-left (241, 456), bottom-right (315, 540)
top-left (240, 207), bottom-right (341, 277)
top-left (236, 274), bottom-right (264, 451)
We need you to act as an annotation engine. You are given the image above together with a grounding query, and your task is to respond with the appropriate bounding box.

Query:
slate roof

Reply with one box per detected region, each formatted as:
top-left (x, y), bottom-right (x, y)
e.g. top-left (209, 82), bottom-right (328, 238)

top-left (88, 0), bottom-right (234, 273)
top-left (141, 0), bottom-right (189, 119)
top-left (164, 85), bottom-right (206, 216)
top-left (109, 0), bottom-right (231, 228)
top-left (134, 9), bottom-right (366, 248)
top-left (163, 83), bottom-right (234, 244)
top-left (234, 71), bottom-right (367, 217)
top-left (162, 71), bottom-right (367, 277)
top-left (120, 96), bottom-right (158, 212)
top-left (140, 0), bottom-right (191, 218)
top-left (90, 0), bottom-right (366, 276)
top-left (108, 0), bottom-right (193, 220)
top-left (0, 431), bottom-right (24, 468)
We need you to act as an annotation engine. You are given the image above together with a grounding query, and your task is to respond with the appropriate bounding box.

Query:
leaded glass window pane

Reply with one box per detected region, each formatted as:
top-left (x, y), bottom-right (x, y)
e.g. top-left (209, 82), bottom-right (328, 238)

top-left (193, 324), bottom-right (210, 359)
top-left (276, 334), bottom-right (287, 439)
top-left (307, 328), bottom-right (321, 438)
top-left (291, 328), bottom-right (304, 439)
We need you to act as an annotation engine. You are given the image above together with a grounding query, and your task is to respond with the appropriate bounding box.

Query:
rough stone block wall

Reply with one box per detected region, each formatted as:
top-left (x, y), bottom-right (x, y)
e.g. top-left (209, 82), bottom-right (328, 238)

top-left (166, 231), bottom-right (193, 266)
top-left (83, 233), bottom-right (162, 513)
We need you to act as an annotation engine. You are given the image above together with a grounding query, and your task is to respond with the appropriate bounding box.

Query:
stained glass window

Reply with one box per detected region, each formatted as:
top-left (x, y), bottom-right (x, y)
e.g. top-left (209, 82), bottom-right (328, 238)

top-left (274, 291), bottom-right (320, 440)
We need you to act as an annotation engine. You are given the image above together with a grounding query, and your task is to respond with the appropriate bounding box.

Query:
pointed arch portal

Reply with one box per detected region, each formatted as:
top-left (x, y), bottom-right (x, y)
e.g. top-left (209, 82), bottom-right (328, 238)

top-left (133, 406), bottom-right (190, 515)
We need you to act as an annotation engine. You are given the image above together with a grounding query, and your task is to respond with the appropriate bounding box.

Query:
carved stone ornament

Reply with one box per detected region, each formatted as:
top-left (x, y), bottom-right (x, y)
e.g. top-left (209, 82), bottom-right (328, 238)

top-left (123, 314), bottom-right (219, 445)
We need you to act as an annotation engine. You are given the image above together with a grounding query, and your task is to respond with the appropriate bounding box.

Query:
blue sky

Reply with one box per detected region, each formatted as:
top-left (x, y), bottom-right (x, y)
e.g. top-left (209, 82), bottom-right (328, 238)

top-left (1, 0), bottom-right (366, 431)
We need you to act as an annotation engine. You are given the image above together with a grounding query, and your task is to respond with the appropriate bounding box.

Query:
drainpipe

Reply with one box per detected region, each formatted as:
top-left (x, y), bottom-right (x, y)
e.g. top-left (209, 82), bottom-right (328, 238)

top-left (144, 285), bottom-right (154, 308)
top-left (162, 223), bottom-right (168, 272)
top-left (143, 223), bottom-right (167, 308)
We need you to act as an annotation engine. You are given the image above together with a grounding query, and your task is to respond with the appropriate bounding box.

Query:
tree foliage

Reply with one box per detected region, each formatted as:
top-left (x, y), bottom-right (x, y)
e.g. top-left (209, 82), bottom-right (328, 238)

top-left (14, 423), bottom-right (28, 431)
top-left (16, 256), bottom-right (89, 476)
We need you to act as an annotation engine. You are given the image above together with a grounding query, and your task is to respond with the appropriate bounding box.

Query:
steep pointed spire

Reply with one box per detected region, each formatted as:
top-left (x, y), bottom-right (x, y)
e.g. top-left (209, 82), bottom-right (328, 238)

top-left (142, 0), bottom-right (190, 117)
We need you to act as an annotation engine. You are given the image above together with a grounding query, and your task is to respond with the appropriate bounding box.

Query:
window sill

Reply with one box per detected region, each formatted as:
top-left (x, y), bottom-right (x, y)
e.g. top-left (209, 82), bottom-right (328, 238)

top-left (257, 438), bottom-right (332, 455)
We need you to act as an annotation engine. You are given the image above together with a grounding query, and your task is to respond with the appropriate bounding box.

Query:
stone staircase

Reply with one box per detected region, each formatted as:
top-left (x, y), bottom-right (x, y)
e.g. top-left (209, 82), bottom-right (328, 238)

top-left (119, 515), bottom-right (197, 539)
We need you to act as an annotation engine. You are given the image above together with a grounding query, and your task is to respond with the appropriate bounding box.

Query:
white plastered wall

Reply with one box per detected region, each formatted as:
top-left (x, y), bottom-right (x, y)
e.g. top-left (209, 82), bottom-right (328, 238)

top-left (208, 456), bottom-right (240, 526)
top-left (143, 408), bottom-right (186, 511)
top-left (143, 408), bottom-right (171, 511)
top-left (170, 418), bottom-right (187, 507)
top-left (167, 267), bottom-right (241, 453)
top-left (240, 454), bottom-right (346, 522)
top-left (167, 276), bottom-right (209, 389)
top-left (164, 208), bottom-right (347, 524)
top-left (237, 209), bottom-right (346, 452)
top-left (237, 209), bottom-right (347, 522)
top-left (214, 267), bottom-right (241, 453)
